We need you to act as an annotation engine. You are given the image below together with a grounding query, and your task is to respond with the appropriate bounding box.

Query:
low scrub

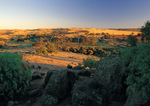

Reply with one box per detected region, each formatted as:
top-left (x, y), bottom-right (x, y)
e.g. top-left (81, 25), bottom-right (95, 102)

top-left (45, 42), bottom-right (57, 53)
top-left (36, 46), bottom-right (48, 55)
top-left (83, 57), bottom-right (98, 68)
top-left (0, 52), bottom-right (32, 100)
top-left (121, 42), bottom-right (150, 101)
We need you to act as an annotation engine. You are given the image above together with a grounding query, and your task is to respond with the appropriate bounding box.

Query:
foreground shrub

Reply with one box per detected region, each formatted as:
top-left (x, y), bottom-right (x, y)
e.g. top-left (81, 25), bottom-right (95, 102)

top-left (83, 58), bottom-right (98, 68)
top-left (0, 52), bottom-right (32, 100)
top-left (121, 42), bottom-right (150, 102)
top-left (36, 46), bottom-right (48, 55)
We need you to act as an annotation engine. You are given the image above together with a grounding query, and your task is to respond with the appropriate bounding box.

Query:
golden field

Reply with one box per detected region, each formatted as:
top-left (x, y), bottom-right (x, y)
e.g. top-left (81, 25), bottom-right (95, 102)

top-left (0, 28), bottom-right (140, 40)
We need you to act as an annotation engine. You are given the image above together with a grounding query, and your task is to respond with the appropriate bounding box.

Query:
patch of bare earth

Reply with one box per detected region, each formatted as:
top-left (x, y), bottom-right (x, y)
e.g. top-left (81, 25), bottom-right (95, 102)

top-left (22, 51), bottom-right (100, 106)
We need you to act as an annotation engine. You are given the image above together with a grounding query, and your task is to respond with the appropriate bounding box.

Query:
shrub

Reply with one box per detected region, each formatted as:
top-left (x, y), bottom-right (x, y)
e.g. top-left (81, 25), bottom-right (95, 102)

top-left (83, 58), bottom-right (98, 68)
top-left (89, 37), bottom-right (97, 45)
top-left (69, 47), bottom-right (77, 53)
top-left (141, 20), bottom-right (150, 42)
top-left (97, 47), bottom-right (105, 54)
top-left (33, 41), bottom-right (44, 47)
top-left (62, 46), bottom-right (70, 52)
top-left (36, 46), bottom-right (48, 55)
top-left (121, 42), bottom-right (150, 100)
top-left (24, 39), bottom-right (30, 43)
top-left (0, 52), bottom-right (32, 100)
top-left (88, 47), bottom-right (96, 51)
top-left (0, 41), bottom-right (5, 48)
top-left (79, 47), bottom-right (87, 54)
top-left (45, 42), bottom-right (57, 53)
top-left (127, 35), bottom-right (137, 46)
top-left (79, 36), bottom-right (89, 45)
top-left (87, 50), bottom-right (93, 55)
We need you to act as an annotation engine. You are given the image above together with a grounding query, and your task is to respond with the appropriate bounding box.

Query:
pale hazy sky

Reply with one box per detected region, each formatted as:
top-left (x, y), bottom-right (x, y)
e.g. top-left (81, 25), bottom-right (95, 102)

top-left (0, 0), bottom-right (150, 29)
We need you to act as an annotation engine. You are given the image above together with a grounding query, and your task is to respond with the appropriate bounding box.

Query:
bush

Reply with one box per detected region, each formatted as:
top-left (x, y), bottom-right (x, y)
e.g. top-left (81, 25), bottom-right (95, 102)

top-left (79, 47), bottom-right (87, 54)
top-left (141, 20), bottom-right (150, 42)
top-left (36, 46), bottom-right (48, 55)
top-left (121, 42), bottom-right (150, 100)
top-left (69, 47), bottom-right (77, 53)
top-left (83, 58), bottom-right (98, 68)
top-left (33, 41), bottom-right (44, 47)
top-left (45, 42), bottom-right (57, 53)
top-left (127, 35), bottom-right (137, 46)
top-left (62, 46), bottom-right (70, 52)
top-left (89, 37), bottom-right (97, 45)
top-left (0, 41), bottom-right (5, 48)
top-left (87, 50), bottom-right (93, 55)
top-left (0, 52), bottom-right (32, 100)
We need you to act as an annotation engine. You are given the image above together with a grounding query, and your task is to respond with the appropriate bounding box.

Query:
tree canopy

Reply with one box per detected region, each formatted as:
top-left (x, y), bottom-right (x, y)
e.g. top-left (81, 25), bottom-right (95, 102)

top-left (141, 20), bottom-right (150, 42)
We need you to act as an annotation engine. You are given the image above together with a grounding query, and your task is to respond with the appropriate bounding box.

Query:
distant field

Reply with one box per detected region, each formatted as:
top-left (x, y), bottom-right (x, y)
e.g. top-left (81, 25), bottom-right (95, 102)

top-left (0, 28), bottom-right (140, 40)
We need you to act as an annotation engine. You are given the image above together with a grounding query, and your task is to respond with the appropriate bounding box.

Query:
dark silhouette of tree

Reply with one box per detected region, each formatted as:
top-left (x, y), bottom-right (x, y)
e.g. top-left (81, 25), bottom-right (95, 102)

top-left (127, 35), bottom-right (137, 47)
top-left (141, 20), bottom-right (150, 42)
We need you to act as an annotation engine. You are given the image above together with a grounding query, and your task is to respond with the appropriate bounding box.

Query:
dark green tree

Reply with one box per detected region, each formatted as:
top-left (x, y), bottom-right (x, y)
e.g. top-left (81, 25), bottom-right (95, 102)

top-left (127, 35), bottom-right (137, 47)
top-left (141, 20), bottom-right (150, 42)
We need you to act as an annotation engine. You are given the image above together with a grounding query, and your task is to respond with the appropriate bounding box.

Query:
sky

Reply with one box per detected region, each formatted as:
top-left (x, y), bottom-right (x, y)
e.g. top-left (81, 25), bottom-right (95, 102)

top-left (0, 0), bottom-right (150, 29)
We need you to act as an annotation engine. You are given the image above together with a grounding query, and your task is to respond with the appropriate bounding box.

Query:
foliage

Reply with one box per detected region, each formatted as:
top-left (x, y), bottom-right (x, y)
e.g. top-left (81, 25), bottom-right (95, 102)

top-left (0, 41), bottom-right (5, 48)
top-left (79, 36), bottom-right (89, 45)
top-left (141, 20), bottom-right (150, 42)
top-left (127, 35), bottom-right (137, 46)
top-left (45, 42), bottom-right (57, 53)
top-left (79, 47), bottom-right (87, 54)
top-left (89, 37), bottom-right (97, 45)
top-left (83, 57), bottom-right (98, 68)
top-left (36, 46), bottom-right (48, 55)
top-left (0, 52), bottom-right (32, 100)
top-left (33, 41), bottom-right (44, 47)
top-left (87, 50), bottom-right (94, 55)
top-left (69, 47), bottom-right (78, 53)
top-left (62, 46), bottom-right (70, 52)
top-left (121, 42), bottom-right (150, 100)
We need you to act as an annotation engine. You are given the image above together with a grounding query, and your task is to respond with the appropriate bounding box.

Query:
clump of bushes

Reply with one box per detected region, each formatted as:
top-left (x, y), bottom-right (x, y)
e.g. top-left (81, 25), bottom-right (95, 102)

top-left (62, 46), bottom-right (70, 52)
top-left (36, 46), bottom-right (48, 55)
top-left (83, 57), bottom-right (98, 68)
top-left (33, 41), bottom-right (45, 47)
top-left (45, 42), bottom-right (57, 53)
top-left (79, 47), bottom-right (87, 54)
top-left (69, 47), bottom-right (78, 53)
top-left (121, 42), bottom-right (150, 101)
top-left (0, 52), bottom-right (32, 100)
top-left (127, 35), bottom-right (137, 47)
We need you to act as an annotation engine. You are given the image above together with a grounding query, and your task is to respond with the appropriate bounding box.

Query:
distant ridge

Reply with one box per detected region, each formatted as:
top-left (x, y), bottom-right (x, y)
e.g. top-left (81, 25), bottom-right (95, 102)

top-left (107, 28), bottom-right (140, 31)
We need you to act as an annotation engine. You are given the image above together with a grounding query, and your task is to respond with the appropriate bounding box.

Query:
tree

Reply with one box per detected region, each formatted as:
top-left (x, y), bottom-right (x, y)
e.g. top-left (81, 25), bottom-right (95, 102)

top-left (141, 20), bottom-right (150, 42)
top-left (127, 35), bottom-right (137, 47)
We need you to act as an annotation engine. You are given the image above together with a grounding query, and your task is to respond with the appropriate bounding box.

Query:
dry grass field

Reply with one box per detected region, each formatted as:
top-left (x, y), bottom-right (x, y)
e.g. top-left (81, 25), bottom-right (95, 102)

top-left (0, 28), bottom-right (140, 40)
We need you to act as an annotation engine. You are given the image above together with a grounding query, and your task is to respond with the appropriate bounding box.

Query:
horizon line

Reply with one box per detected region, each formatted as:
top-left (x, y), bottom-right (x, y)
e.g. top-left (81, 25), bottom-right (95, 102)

top-left (0, 27), bottom-right (141, 30)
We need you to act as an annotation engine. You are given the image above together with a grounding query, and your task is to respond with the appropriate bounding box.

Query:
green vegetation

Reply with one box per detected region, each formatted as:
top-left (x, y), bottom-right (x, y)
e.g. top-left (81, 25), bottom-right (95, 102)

top-left (121, 42), bottom-right (150, 100)
top-left (141, 20), bottom-right (150, 42)
top-left (127, 35), bottom-right (137, 46)
top-left (83, 57), bottom-right (98, 68)
top-left (0, 52), bottom-right (32, 100)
